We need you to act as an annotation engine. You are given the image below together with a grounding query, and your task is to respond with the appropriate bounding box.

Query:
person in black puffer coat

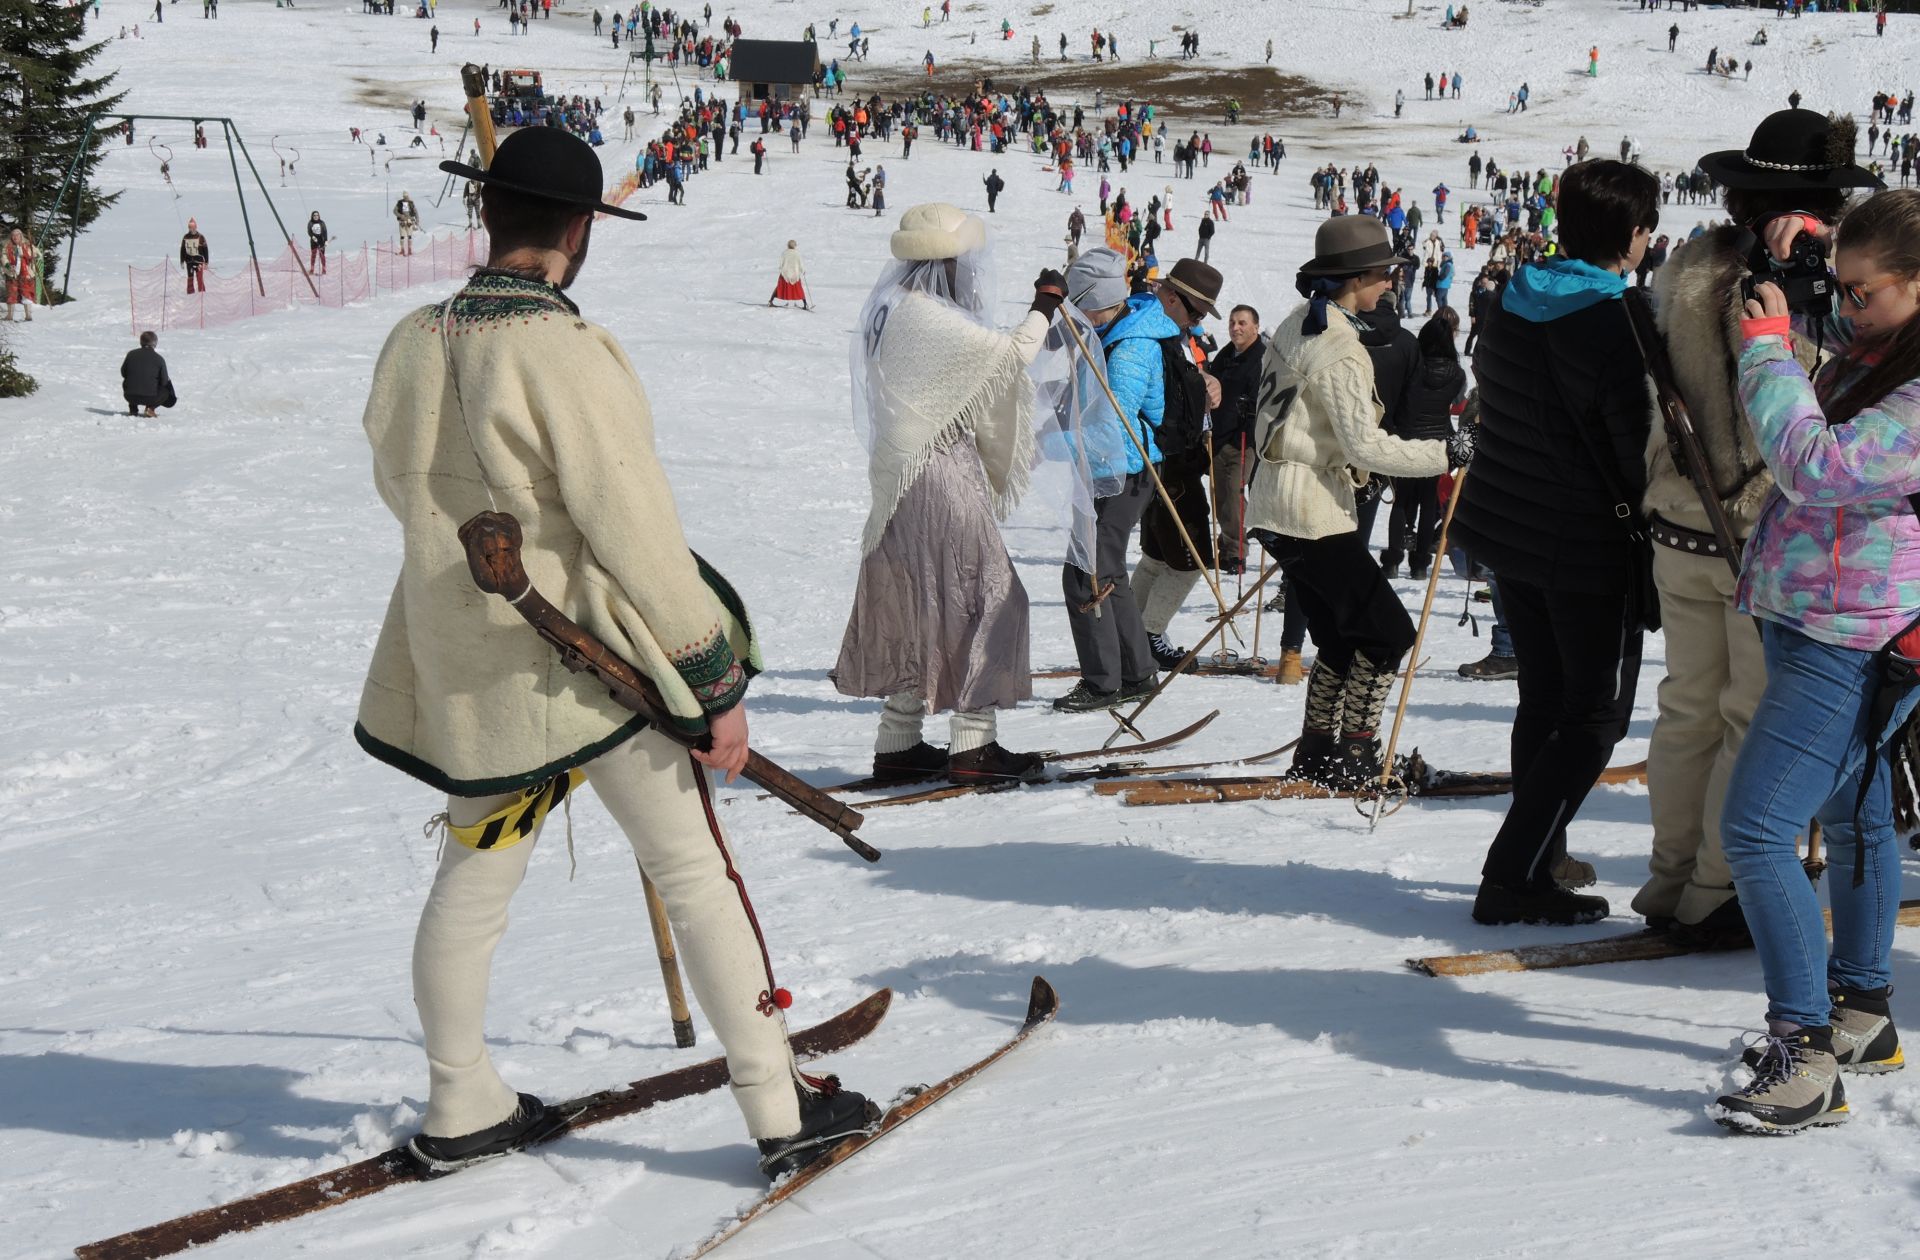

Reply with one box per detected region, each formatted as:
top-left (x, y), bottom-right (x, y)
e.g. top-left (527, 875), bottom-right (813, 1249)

top-left (1381, 307), bottom-right (1464, 577)
top-left (1355, 288), bottom-right (1421, 547)
top-left (1450, 159), bottom-right (1661, 928)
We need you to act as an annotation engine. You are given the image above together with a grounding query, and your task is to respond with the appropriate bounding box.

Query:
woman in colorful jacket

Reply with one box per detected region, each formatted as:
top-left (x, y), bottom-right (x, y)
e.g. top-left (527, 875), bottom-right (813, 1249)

top-left (1711, 189), bottom-right (1920, 1133)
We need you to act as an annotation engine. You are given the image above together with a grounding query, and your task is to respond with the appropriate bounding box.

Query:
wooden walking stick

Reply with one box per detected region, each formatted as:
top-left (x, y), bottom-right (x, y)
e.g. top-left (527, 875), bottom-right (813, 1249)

top-left (1101, 558), bottom-right (1281, 749)
top-left (1803, 823), bottom-right (1827, 885)
top-left (1369, 467), bottom-right (1467, 832)
top-left (1058, 313), bottom-right (1242, 641)
top-left (640, 867), bottom-right (697, 1048)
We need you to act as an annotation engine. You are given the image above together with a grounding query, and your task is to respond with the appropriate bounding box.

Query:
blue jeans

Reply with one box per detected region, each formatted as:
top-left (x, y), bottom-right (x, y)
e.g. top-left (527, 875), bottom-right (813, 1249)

top-left (1721, 622), bottom-right (1918, 1028)
top-left (1487, 578), bottom-right (1513, 657)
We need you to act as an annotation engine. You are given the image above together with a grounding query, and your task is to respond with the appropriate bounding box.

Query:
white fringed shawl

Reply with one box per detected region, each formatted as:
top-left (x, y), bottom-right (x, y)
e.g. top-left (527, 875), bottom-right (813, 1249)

top-left (860, 292), bottom-right (1036, 556)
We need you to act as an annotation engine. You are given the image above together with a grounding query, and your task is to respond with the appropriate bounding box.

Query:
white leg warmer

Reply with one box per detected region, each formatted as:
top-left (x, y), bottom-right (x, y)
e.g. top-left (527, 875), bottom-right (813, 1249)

top-left (948, 709), bottom-right (997, 753)
top-left (1141, 565), bottom-right (1200, 636)
top-left (1132, 555), bottom-right (1169, 624)
top-left (875, 691), bottom-right (927, 754)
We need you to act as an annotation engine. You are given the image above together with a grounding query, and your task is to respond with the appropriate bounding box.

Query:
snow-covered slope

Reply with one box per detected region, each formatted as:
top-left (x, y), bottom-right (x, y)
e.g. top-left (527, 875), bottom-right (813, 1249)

top-left (8, 2), bottom-right (1920, 1257)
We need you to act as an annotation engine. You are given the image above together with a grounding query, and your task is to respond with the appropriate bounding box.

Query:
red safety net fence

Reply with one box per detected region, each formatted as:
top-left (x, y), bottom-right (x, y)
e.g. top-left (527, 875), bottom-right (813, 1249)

top-left (128, 229), bottom-right (488, 335)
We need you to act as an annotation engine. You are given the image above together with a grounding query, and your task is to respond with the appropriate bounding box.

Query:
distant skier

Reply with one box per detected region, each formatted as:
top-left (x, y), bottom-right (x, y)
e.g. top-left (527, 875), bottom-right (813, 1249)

top-left (306, 211), bottom-right (329, 274)
top-left (983, 167), bottom-right (1004, 212)
top-left (179, 218), bottom-right (209, 294)
top-left (768, 239), bottom-right (810, 308)
top-left (394, 192), bottom-right (420, 255)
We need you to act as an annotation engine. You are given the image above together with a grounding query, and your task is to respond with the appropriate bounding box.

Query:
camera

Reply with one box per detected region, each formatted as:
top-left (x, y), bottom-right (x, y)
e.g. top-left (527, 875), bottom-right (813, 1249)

top-left (1740, 213), bottom-right (1833, 317)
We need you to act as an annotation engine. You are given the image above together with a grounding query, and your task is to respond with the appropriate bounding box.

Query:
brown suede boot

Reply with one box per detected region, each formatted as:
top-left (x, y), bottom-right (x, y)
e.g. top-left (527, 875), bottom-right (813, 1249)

top-left (1275, 649), bottom-right (1304, 685)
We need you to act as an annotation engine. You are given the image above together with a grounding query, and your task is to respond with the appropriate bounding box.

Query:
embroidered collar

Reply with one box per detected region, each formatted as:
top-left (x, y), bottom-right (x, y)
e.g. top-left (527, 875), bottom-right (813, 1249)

top-left (456, 265), bottom-right (576, 313)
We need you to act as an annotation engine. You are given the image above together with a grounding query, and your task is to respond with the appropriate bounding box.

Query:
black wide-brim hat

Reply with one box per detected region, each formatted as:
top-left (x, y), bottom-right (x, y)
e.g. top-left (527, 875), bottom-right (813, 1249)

top-left (440, 125), bottom-right (647, 220)
top-left (1697, 108), bottom-right (1883, 192)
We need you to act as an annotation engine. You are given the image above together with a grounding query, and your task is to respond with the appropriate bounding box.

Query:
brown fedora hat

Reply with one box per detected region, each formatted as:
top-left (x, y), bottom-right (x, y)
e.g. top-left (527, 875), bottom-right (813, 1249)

top-left (1161, 257), bottom-right (1223, 319)
top-left (1298, 215), bottom-right (1400, 277)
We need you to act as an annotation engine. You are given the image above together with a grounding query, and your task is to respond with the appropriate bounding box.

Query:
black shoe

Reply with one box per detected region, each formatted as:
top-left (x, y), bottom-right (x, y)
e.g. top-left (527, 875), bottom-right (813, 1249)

top-left (1147, 633), bottom-right (1196, 673)
top-left (756, 1078), bottom-right (879, 1180)
top-left (1118, 674), bottom-right (1158, 702)
top-left (871, 741), bottom-right (948, 783)
top-left (1674, 897), bottom-right (1754, 952)
top-left (1472, 880), bottom-right (1610, 926)
top-left (1409, 563), bottom-right (1430, 581)
top-left (1472, 587), bottom-right (1493, 603)
top-left (1263, 591), bottom-right (1286, 614)
top-left (1332, 735), bottom-right (1383, 789)
top-left (407, 1093), bottom-right (573, 1177)
top-left (948, 742), bottom-right (1045, 784)
top-left (1287, 730), bottom-right (1339, 785)
top-left (1053, 680), bottom-right (1121, 712)
top-left (1457, 652), bottom-right (1519, 681)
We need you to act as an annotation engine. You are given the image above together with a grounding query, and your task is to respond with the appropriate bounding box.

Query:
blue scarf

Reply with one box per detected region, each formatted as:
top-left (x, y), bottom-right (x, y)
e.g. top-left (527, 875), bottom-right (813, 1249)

top-left (1298, 276), bottom-right (1346, 336)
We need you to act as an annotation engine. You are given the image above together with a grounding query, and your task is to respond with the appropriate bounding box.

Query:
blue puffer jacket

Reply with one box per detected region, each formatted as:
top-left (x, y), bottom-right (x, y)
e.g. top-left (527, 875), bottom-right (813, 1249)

top-left (1099, 293), bottom-right (1174, 472)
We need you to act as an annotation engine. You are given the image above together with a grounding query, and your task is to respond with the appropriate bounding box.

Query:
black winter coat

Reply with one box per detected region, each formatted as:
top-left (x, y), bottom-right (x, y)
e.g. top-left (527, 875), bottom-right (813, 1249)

top-left (120, 346), bottom-right (171, 405)
top-left (1397, 352), bottom-right (1464, 442)
top-left (1358, 305), bottom-right (1419, 436)
top-left (1451, 294), bottom-right (1654, 594)
top-left (1208, 335), bottom-right (1266, 448)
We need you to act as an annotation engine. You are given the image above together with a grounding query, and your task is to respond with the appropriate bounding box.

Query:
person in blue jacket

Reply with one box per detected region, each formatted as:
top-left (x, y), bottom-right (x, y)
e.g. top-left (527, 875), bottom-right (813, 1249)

top-left (1435, 250), bottom-right (1455, 308)
top-left (1055, 247), bottom-right (1172, 711)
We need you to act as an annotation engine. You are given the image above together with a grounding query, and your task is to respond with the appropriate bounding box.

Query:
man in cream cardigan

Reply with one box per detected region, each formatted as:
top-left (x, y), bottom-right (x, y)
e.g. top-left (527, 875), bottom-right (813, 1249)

top-left (356, 127), bottom-right (870, 1180)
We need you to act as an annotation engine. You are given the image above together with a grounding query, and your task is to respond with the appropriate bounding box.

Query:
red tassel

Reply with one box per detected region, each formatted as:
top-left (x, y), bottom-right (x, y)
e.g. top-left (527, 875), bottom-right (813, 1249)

top-left (772, 987), bottom-right (793, 1010)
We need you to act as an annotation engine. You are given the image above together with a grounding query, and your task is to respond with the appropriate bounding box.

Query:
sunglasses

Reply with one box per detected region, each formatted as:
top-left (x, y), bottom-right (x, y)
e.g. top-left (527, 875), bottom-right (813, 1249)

top-left (1841, 273), bottom-right (1901, 309)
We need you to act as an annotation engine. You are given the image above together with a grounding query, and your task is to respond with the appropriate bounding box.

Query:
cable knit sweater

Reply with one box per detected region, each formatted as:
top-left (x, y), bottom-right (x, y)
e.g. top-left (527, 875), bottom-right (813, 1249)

top-left (355, 272), bottom-right (760, 797)
top-left (1245, 300), bottom-right (1448, 541)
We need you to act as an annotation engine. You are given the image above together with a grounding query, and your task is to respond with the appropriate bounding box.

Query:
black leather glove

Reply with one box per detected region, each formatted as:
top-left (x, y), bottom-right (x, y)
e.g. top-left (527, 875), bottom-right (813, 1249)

top-left (1355, 474), bottom-right (1386, 507)
top-left (1446, 421), bottom-right (1477, 471)
top-left (1031, 268), bottom-right (1067, 318)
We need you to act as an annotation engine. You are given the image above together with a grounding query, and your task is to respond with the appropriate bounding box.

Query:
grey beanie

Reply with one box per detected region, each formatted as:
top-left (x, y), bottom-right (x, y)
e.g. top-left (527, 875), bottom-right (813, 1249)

top-left (1064, 247), bottom-right (1130, 312)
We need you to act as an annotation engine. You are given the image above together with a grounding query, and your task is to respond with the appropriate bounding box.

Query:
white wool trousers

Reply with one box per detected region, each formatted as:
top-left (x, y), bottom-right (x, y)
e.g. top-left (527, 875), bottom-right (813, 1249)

top-left (413, 725), bottom-right (804, 1141)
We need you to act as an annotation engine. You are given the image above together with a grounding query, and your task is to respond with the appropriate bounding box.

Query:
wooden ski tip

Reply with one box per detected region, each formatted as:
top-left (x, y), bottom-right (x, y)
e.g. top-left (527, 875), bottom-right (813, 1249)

top-left (1024, 975), bottom-right (1060, 1025)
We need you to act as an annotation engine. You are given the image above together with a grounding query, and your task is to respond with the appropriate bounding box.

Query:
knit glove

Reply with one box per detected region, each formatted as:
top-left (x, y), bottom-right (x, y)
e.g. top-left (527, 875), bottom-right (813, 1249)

top-left (1031, 268), bottom-right (1067, 318)
top-left (1446, 419), bottom-right (1477, 471)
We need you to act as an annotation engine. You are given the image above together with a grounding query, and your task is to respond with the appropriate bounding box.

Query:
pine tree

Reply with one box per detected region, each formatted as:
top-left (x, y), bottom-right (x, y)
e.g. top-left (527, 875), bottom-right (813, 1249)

top-left (0, 0), bottom-right (124, 300)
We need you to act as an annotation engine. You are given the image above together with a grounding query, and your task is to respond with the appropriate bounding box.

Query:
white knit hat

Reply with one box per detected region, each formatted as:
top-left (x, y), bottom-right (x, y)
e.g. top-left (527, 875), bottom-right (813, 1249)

top-left (889, 202), bottom-right (987, 260)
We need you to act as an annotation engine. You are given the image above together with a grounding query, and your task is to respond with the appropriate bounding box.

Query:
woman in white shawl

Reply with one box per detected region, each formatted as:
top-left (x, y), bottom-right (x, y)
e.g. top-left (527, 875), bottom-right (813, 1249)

top-left (832, 203), bottom-right (1066, 784)
top-left (769, 239), bottom-right (810, 309)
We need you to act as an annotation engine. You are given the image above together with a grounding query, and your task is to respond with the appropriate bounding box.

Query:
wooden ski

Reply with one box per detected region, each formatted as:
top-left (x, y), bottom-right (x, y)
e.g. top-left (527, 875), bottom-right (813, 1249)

top-left (800, 709), bottom-right (1224, 798)
top-left (74, 991), bottom-right (894, 1260)
top-left (686, 977), bottom-right (1059, 1257)
top-left (856, 739), bottom-right (1297, 810)
top-left (1098, 760), bottom-right (1649, 807)
top-left (1409, 901), bottom-right (1920, 978)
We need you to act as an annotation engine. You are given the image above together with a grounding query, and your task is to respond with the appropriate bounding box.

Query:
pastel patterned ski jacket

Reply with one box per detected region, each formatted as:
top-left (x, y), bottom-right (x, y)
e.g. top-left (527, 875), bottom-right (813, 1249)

top-left (1737, 312), bottom-right (1920, 650)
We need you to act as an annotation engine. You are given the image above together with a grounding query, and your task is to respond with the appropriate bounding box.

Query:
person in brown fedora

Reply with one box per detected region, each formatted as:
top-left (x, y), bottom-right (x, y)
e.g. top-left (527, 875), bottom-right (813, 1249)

top-left (1133, 257), bottom-right (1231, 666)
top-left (1632, 111), bottom-right (1881, 946)
top-left (1245, 216), bottom-right (1472, 787)
top-left (354, 126), bottom-right (873, 1181)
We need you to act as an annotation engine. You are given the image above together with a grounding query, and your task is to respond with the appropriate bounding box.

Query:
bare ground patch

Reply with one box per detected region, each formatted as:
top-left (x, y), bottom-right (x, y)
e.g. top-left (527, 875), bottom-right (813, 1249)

top-left (856, 57), bottom-right (1336, 120)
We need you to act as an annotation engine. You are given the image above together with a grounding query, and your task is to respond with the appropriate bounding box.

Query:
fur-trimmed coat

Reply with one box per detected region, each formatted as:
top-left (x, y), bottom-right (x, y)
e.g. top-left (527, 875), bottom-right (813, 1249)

top-left (354, 272), bottom-right (759, 797)
top-left (1645, 225), bottom-right (1820, 536)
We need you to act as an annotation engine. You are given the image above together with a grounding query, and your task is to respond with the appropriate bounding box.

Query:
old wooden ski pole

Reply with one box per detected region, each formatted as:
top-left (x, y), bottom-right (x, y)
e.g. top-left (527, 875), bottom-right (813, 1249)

top-left (1059, 311), bottom-right (1242, 641)
top-left (1101, 557), bottom-right (1281, 750)
top-left (1370, 466), bottom-right (1467, 832)
top-left (639, 867), bottom-right (697, 1048)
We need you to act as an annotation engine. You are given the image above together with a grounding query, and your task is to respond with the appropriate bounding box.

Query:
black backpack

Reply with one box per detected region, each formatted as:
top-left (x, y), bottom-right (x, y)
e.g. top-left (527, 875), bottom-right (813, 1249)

top-left (1154, 336), bottom-right (1211, 460)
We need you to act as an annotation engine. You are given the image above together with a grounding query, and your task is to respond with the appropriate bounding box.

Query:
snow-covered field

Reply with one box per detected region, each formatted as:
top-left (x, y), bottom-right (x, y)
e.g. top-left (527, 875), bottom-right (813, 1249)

top-left (9, 1), bottom-right (1920, 1256)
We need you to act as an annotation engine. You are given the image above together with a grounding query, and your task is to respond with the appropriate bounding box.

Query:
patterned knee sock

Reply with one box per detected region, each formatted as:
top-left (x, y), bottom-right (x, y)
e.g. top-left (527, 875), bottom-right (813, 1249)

top-left (1303, 660), bottom-right (1346, 737)
top-left (1338, 653), bottom-right (1398, 741)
